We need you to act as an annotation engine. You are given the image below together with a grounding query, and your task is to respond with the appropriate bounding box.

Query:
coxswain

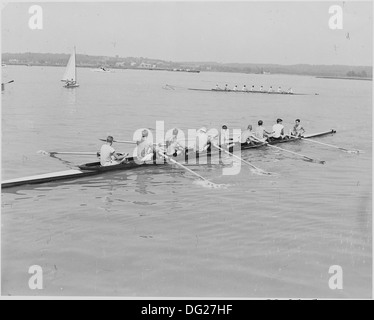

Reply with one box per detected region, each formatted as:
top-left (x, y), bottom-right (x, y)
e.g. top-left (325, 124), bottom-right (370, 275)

top-left (137, 129), bottom-right (154, 161)
top-left (290, 119), bottom-right (305, 137)
top-left (270, 118), bottom-right (286, 140)
top-left (255, 120), bottom-right (271, 142)
top-left (100, 136), bottom-right (126, 166)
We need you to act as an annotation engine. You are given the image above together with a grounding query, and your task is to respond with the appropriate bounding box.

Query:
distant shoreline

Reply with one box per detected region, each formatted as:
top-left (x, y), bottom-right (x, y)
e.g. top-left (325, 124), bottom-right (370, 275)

top-left (316, 76), bottom-right (372, 81)
top-left (3, 62), bottom-right (373, 80)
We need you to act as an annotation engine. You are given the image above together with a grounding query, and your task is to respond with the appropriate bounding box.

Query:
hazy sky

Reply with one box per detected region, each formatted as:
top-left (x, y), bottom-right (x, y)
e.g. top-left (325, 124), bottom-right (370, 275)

top-left (1, 1), bottom-right (372, 65)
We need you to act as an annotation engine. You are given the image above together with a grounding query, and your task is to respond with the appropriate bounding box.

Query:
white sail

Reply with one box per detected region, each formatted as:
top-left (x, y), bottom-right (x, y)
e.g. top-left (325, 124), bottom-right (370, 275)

top-left (62, 48), bottom-right (77, 82)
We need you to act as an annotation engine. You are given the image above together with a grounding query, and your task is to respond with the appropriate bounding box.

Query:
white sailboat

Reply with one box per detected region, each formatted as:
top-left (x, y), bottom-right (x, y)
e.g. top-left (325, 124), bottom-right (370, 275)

top-left (62, 47), bottom-right (79, 88)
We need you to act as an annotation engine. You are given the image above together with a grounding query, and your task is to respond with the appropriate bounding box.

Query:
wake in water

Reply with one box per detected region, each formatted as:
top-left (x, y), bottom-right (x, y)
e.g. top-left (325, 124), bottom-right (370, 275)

top-left (193, 180), bottom-right (229, 189)
top-left (250, 168), bottom-right (278, 176)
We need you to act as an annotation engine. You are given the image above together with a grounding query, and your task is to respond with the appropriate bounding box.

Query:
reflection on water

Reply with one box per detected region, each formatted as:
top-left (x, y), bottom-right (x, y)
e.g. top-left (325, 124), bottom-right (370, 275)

top-left (65, 88), bottom-right (77, 113)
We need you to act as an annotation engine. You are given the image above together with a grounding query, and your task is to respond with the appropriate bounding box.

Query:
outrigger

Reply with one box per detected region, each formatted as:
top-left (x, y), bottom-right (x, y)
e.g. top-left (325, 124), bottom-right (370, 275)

top-left (1, 130), bottom-right (338, 189)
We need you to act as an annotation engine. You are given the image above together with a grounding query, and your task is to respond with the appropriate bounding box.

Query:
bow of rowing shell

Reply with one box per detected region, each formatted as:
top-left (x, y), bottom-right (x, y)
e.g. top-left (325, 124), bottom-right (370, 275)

top-left (1, 130), bottom-right (336, 189)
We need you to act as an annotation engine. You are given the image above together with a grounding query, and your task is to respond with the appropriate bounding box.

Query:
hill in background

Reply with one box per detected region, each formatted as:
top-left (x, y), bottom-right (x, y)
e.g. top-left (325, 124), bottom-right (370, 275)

top-left (2, 52), bottom-right (372, 79)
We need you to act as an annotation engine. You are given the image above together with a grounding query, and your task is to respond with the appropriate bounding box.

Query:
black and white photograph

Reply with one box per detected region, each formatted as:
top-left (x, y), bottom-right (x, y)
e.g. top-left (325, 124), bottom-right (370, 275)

top-left (1, 0), bottom-right (372, 300)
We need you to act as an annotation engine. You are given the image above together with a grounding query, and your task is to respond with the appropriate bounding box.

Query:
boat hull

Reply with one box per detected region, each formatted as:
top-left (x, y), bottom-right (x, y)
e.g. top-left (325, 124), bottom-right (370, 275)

top-left (188, 88), bottom-right (308, 95)
top-left (1, 130), bottom-right (336, 188)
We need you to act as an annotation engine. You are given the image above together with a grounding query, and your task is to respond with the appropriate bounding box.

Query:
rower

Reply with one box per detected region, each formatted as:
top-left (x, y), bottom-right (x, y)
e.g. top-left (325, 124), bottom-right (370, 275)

top-left (255, 120), bottom-right (271, 142)
top-left (268, 86), bottom-right (274, 93)
top-left (166, 128), bottom-right (184, 156)
top-left (137, 129), bottom-right (155, 161)
top-left (277, 86), bottom-right (282, 93)
top-left (215, 84), bottom-right (221, 90)
top-left (233, 85), bottom-right (238, 91)
top-left (224, 84), bottom-right (229, 91)
top-left (290, 119), bottom-right (305, 137)
top-left (251, 85), bottom-right (255, 92)
top-left (270, 118), bottom-right (286, 140)
top-left (287, 88), bottom-right (293, 94)
top-left (259, 86), bottom-right (264, 92)
top-left (242, 85), bottom-right (247, 92)
top-left (100, 136), bottom-right (126, 166)
top-left (239, 125), bottom-right (257, 145)
top-left (220, 124), bottom-right (230, 146)
top-left (194, 127), bottom-right (210, 152)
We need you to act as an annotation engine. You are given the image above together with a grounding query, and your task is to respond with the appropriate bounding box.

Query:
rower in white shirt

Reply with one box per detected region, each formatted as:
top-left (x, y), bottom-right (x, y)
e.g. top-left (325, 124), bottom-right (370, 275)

top-left (166, 128), bottom-right (185, 156)
top-left (136, 129), bottom-right (155, 162)
top-left (194, 127), bottom-right (210, 152)
top-left (239, 125), bottom-right (258, 145)
top-left (255, 120), bottom-right (271, 142)
top-left (271, 119), bottom-right (286, 140)
top-left (220, 124), bottom-right (230, 146)
top-left (100, 136), bottom-right (126, 166)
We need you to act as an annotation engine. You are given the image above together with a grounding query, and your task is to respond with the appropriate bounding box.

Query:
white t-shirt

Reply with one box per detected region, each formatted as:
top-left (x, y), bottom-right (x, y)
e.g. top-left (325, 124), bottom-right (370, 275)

top-left (240, 130), bottom-right (254, 143)
top-left (137, 138), bottom-right (153, 159)
top-left (255, 126), bottom-right (266, 139)
top-left (195, 133), bottom-right (208, 152)
top-left (220, 129), bottom-right (230, 145)
top-left (272, 124), bottom-right (284, 138)
top-left (100, 144), bottom-right (115, 166)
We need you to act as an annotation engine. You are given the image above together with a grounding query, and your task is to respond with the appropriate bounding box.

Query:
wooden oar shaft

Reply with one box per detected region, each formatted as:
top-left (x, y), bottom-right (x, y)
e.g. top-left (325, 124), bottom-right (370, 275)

top-left (266, 144), bottom-right (324, 163)
top-left (301, 137), bottom-right (359, 153)
top-left (158, 152), bottom-right (209, 182)
top-left (99, 138), bottom-right (137, 144)
top-left (213, 144), bottom-right (257, 170)
top-left (49, 151), bottom-right (99, 156)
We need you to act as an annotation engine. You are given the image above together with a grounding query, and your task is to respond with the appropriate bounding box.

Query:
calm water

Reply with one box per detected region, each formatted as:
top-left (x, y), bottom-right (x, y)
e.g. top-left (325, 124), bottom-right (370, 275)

top-left (1, 65), bottom-right (372, 298)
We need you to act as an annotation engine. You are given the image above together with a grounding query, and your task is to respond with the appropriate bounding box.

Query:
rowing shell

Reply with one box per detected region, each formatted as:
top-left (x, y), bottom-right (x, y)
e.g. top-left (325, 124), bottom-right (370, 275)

top-left (1, 129), bottom-right (336, 189)
top-left (188, 88), bottom-right (311, 96)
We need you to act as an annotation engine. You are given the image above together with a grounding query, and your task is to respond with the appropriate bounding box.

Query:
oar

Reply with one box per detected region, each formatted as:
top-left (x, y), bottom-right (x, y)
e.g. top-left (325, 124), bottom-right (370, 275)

top-left (298, 137), bottom-right (361, 154)
top-left (99, 138), bottom-right (166, 147)
top-left (99, 138), bottom-right (137, 144)
top-left (38, 150), bottom-right (99, 156)
top-left (265, 143), bottom-right (325, 164)
top-left (157, 150), bottom-right (215, 185)
top-left (212, 144), bottom-right (273, 175)
top-left (4, 80), bottom-right (14, 84)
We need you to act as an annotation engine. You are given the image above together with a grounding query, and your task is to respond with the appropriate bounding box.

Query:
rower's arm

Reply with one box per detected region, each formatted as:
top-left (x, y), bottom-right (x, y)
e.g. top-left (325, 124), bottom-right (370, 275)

top-left (112, 152), bottom-right (124, 160)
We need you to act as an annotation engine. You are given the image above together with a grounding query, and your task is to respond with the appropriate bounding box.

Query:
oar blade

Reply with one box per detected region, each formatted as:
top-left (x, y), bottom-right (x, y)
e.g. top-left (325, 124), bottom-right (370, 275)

top-left (302, 156), bottom-right (325, 164)
top-left (37, 150), bottom-right (51, 156)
